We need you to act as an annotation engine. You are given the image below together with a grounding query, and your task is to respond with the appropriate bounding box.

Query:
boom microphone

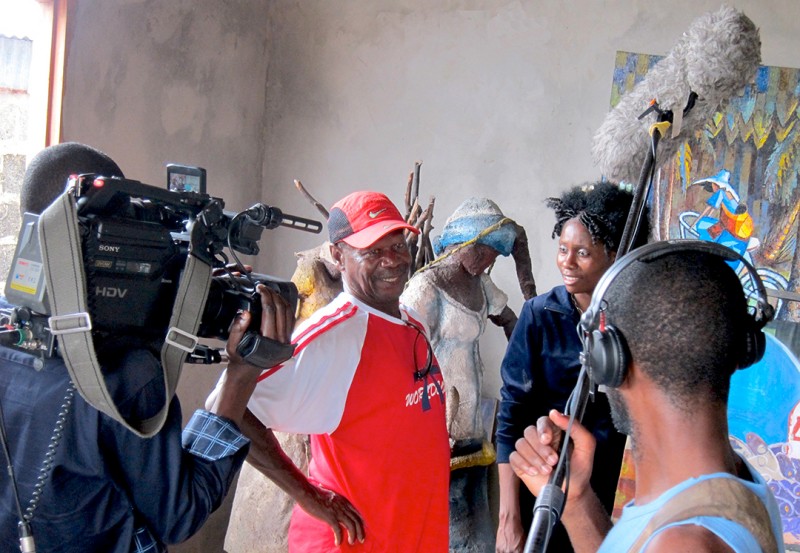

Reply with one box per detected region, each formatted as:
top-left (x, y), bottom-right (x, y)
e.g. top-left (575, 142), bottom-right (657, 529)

top-left (591, 5), bottom-right (761, 184)
top-left (525, 8), bottom-right (761, 553)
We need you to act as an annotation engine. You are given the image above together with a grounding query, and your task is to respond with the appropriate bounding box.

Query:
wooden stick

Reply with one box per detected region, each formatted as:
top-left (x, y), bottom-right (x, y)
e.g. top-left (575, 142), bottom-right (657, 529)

top-left (406, 199), bottom-right (422, 227)
top-left (415, 197), bottom-right (435, 231)
top-left (294, 179), bottom-right (329, 219)
top-left (412, 161), bottom-right (422, 204)
top-left (405, 171), bottom-right (414, 219)
top-left (415, 198), bottom-right (436, 269)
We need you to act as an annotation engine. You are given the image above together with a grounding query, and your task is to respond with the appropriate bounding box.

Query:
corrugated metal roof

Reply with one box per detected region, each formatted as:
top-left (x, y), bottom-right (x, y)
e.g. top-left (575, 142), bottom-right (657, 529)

top-left (0, 35), bottom-right (32, 92)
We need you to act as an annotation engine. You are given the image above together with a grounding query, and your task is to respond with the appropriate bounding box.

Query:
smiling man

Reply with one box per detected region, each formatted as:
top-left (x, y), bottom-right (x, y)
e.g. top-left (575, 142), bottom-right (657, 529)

top-left (209, 190), bottom-right (450, 552)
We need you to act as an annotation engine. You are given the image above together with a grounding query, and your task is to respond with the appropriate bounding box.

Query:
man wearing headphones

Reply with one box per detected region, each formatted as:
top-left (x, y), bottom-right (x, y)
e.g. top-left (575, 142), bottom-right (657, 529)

top-left (510, 241), bottom-right (784, 552)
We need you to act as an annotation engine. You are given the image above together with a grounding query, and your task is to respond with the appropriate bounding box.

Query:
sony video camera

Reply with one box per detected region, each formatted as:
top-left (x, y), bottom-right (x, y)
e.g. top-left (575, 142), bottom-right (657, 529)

top-left (3, 166), bottom-right (321, 363)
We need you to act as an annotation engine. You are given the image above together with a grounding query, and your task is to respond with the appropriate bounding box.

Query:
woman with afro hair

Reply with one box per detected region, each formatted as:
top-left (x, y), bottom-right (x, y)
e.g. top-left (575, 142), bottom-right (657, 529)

top-left (494, 181), bottom-right (649, 552)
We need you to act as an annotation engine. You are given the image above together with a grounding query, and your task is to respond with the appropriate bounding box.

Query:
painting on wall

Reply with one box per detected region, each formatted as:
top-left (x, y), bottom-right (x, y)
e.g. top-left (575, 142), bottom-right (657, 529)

top-left (608, 51), bottom-right (800, 548)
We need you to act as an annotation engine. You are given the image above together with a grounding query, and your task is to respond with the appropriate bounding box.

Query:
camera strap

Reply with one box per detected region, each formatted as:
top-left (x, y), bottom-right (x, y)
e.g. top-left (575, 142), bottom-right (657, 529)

top-left (37, 191), bottom-right (212, 438)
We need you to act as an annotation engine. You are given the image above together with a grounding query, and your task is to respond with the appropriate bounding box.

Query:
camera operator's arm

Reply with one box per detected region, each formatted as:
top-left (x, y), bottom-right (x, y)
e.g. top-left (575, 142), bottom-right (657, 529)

top-left (240, 411), bottom-right (366, 546)
top-left (98, 285), bottom-right (295, 547)
top-left (207, 284), bottom-right (293, 427)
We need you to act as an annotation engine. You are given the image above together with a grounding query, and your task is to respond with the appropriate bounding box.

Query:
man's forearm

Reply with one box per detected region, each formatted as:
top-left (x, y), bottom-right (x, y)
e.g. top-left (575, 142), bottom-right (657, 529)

top-left (240, 409), bottom-right (316, 500)
top-left (560, 489), bottom-right (613, 553)
top-left (207, 366), bottom-right (261, 427)
top-left (497, 462), bottom-right (522, 521)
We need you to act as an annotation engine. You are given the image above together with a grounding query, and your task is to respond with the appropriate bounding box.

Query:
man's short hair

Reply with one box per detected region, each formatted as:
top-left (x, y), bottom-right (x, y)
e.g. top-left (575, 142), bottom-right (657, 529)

top-left (21, 142), bottom-right (123, 215)
top-left (604, 249), bottom-right (749, 405)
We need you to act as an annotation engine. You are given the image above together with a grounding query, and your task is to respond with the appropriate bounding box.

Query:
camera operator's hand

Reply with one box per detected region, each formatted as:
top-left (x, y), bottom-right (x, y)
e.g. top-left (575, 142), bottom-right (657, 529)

top-left (208, 284), bottom-right (294, 427)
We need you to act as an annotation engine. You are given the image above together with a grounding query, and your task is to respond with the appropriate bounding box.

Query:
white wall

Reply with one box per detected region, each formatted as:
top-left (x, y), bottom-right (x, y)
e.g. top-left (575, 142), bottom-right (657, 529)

top-left (61, 0), bottom-right (271, 212)
top-left (252, 0), bottom-right (800, 399)
top-left (60, 0), bottom-right (800, 400)
top-left (56, 1), bottom-right (799, 550)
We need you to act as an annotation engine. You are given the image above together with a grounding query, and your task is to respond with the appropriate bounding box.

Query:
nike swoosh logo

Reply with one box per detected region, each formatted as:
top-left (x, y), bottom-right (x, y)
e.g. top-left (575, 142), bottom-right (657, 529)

top-left (368, 208), bottom-right (387, 218)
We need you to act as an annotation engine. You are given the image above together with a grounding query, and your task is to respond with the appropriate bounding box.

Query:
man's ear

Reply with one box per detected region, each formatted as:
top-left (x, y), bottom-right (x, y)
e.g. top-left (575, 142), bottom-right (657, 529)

top-left (330, 242), bottom-right (344, 270)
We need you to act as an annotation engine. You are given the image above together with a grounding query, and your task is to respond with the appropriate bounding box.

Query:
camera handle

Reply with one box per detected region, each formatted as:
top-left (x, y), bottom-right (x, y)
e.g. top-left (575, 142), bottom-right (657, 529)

top-left (235, 331), bottom-right (296, 368)
top-left (244, 204), bottom-right (322, 233)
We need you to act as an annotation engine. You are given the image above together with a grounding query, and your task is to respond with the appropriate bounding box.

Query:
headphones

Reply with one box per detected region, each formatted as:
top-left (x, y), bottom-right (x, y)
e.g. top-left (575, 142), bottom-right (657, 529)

top-left (580, 239), bottom-right (775, 388)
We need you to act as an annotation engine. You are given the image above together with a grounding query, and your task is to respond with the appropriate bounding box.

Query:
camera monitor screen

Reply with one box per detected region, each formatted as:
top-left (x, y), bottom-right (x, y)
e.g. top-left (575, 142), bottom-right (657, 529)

top-left (166, 164), bottom-right (206, 194)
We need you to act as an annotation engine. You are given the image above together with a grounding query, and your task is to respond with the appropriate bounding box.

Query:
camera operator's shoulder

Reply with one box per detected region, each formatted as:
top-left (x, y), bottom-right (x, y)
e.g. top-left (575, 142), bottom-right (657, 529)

top-left (102, 347), bottom-right (166, 421)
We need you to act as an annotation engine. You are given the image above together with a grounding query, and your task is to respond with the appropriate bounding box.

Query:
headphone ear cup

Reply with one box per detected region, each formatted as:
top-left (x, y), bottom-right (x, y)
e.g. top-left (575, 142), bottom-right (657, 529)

top-left (588, 325), bottom-right (630, 388)
top-left (739, 317), bottom-right (766, 369)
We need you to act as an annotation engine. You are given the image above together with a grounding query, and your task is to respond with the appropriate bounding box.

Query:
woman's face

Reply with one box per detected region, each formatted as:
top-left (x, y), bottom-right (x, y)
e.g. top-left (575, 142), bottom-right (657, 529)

top-left (556, 218), bottom-right (616, 295)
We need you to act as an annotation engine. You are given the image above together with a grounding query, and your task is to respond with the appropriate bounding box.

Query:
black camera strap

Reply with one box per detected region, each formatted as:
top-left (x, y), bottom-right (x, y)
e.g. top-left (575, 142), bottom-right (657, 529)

top-left (38, 191), bottom-right (212, 438)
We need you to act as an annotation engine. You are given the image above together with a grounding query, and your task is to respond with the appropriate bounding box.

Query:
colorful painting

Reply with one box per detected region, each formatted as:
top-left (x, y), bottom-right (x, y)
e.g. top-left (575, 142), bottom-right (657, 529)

top-left (608, 51), bottom-right (800, 548)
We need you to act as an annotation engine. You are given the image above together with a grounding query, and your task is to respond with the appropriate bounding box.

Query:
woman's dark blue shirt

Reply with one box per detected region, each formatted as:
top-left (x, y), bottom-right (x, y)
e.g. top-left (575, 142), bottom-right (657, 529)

top-left (496, 285), bottom-right (625, 515)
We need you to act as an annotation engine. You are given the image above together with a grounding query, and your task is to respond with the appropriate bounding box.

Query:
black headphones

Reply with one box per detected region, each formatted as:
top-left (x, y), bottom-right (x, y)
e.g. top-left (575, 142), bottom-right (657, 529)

top-left (580, 239), bottom-right (775, 388)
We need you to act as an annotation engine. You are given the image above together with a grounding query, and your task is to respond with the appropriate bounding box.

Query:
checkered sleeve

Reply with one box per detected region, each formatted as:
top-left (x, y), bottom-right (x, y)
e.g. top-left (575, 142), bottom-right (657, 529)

top-left (182, 409), bottom-right (250, 461)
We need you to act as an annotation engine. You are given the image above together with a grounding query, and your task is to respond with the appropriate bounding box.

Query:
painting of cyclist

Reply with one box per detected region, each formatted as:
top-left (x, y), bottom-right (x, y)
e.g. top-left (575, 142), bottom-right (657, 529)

top-left (692, 168), bottom-right (756, 257)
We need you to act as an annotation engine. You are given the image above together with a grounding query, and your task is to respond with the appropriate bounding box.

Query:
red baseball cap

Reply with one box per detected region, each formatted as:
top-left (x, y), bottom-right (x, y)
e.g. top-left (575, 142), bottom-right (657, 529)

top-left (328, 191), bottom-right (419, 248)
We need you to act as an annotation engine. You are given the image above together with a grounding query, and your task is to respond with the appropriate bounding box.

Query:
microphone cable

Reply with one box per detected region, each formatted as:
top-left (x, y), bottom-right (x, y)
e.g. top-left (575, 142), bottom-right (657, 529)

top-left (523, 353), bottom-right (594, 553)
top-left (0, 397), bottom-right (36, 552)
top-left (0, 380), bottom-right (76, 553)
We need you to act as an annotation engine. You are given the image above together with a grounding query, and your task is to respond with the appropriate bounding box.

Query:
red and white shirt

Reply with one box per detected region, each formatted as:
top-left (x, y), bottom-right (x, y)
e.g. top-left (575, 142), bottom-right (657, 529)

top-left (241, 292), bottom-right (449, 551)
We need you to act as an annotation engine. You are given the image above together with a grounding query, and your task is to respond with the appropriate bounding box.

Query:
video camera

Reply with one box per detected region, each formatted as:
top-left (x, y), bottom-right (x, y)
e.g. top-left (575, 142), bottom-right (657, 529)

top-left (3, 167), bottom-right (321, 364)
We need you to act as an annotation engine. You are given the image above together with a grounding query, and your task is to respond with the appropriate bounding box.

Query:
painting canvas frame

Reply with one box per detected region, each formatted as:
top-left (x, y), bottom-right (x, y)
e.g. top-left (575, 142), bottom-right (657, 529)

top-left (608, 51), bottom-right (800, 548)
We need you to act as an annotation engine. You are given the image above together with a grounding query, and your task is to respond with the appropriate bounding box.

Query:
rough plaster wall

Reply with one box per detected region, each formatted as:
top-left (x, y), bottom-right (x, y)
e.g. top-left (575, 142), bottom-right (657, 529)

top-left (59, 1), bottom-right (271, 551)
top-left (61, 0), bottom-right (270, 212)
top-left (53, 1), bottom-right (799, 551)
top-left (60, 1), bottom-right (271, 407)
top-left (256, 0), bottom-right (800, 402)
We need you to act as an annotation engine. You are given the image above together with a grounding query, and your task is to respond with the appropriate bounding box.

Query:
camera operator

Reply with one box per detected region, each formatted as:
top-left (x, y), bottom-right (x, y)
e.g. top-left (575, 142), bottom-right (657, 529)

top-left (0, 142), bottom-right (294, 553)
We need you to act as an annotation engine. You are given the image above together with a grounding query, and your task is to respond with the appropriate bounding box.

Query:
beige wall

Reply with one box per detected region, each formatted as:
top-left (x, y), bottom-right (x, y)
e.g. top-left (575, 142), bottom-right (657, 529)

top-left (57, 1), bottom-right (800, 550)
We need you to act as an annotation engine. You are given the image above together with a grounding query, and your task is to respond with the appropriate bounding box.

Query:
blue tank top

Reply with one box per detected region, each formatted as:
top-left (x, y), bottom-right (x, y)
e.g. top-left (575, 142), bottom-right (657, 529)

top-left (599, 463), bottom-right (784, 552)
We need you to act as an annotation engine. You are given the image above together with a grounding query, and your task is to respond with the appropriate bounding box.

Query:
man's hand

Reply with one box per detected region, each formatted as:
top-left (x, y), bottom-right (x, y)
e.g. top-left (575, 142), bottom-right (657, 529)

top-left (510, 411), bottom-right (611, 551)
top-left (509, 410), bottom-right (595, 503)
top-left (240, 413), bottom-right (366, 547)
top-left (209, 285), bottom-right (294, 426)
top-left (295, 482), bottom-right (366, 546)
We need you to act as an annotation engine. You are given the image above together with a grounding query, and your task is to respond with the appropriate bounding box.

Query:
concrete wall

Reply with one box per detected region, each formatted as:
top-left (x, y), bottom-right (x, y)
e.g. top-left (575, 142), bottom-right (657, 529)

top-left (57, 1), bottom-right (800, 551)
top-left (251, 0), bottom-right (800, 400)
top-left (60, 2), bottom-right (272, 550)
